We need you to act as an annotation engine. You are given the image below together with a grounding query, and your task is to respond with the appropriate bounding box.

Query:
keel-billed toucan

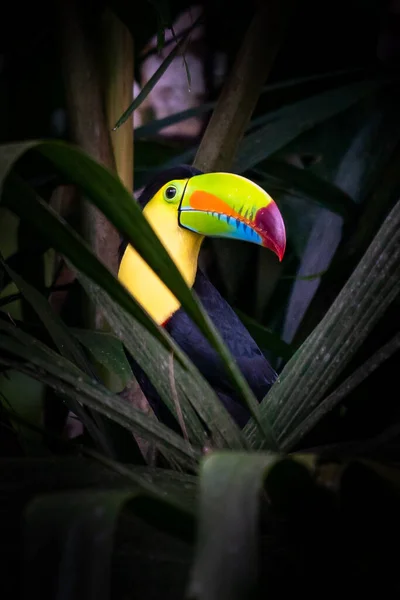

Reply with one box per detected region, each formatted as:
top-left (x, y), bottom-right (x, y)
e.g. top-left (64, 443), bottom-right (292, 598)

top-left (118, 166), bottom-right (286, 429)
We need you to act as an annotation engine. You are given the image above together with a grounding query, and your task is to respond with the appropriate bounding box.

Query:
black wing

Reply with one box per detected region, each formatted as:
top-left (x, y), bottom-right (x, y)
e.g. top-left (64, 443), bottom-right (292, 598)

top-left (165, 269), bottom-right (277, 424)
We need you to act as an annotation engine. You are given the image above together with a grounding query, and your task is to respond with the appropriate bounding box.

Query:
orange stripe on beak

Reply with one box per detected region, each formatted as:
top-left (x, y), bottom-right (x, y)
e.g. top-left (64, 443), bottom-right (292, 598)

top-left (190, 190), bottom-right (241, 219)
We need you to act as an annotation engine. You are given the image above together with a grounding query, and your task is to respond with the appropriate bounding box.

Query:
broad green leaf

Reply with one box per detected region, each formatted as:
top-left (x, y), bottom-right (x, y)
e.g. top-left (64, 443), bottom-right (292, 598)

top-left (71, 328), bottom-right (133, 389)
top-left (254, 158), bottom-right (355, 218)
top-left (113, 13), bottom-right (201, 130)
top-left (0, 142), bottom-right (273, 445)
top-left (188, 452), bottom-right (314, 600)
top-left (0, 454), bottom-right (198, 511)
top-left (23, 487), bottom-right (191, 600)
top-left (233, 79), bottom-right (389, 173)
top-left (0, 257), bottom-right (144, 461)
top-left (0, 318), bottom-right (114, 457)
top-left (1, 256), bottom-right (95, 374)
top-left (189, 452), bottom-right (320, 600)
top-left (188, 452), bottom-right (276, 600)
top-left (0, 370), bottom-right (45, 454)
top-left (0, 330), bottom-right (200, 469)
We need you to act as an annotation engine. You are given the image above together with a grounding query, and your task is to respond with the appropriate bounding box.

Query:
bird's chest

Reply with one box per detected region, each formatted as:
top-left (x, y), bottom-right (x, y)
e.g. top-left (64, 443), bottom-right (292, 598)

top-left (118, 217), bottom-right (202, 326)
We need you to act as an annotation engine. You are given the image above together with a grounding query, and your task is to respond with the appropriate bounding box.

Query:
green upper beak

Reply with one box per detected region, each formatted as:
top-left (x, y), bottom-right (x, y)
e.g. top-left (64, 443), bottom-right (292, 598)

top-left (178, 172), bottom-right (286, 261)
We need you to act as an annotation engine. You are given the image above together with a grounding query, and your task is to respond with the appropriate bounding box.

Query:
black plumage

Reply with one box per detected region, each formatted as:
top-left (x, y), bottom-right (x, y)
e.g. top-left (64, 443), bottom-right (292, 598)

top-left (119, 166), bottom-right (277, 430)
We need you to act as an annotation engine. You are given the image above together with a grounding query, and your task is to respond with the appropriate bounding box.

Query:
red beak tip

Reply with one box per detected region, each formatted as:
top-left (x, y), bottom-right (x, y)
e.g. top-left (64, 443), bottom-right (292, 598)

top-left (255, 202), bottom-right (286, 261)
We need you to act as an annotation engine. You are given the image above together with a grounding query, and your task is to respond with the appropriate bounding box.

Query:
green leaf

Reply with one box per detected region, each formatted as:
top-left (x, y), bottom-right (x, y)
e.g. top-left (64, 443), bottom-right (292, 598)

top-left (233, 79), bottom-right (389, 173)
top-left (135, 104), bottom-right (215, 140)
top-left (0, 141), bottom-right (273, 446)
top-left (0, 327), bottom-right (200, 469)
top-left (113, 13), bottom-right (201, 130)
top-left (188, 452), bottom-right (280, 600)
top-left (71, 328), bottom-right (133, 389)
top-left (282, 332), bottom-right (400, 451)
top-left (254, 158), bottom-right (356, 218)
top-left (1, 256), bottom-right (95, 374)
top-left (1, 454), bottom-right (198, 510)
top-left (134, 68), bottom-right (369, 141)
top-left (0, 370), bottom-right (45, 454)
top-left (0, 255), bottom-right (144, 460)
top-left (23, 487), bottom-right (189, 600)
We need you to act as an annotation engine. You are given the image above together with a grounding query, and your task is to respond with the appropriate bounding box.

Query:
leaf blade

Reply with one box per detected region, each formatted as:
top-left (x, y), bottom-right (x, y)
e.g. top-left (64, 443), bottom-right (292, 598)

top-left (234, 79), bottom-right (389, 173)
top-left (188, 451), bottom-right (279, 600)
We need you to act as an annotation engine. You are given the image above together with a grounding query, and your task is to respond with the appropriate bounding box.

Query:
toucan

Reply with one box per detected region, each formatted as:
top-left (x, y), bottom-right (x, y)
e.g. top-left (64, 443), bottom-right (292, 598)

top-left (118, 165), bottom-right (286, 430)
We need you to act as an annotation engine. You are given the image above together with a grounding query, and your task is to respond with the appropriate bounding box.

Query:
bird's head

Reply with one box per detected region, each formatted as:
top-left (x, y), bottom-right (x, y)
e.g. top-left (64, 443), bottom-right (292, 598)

top-left (122, 165), bottom-right (286, 262)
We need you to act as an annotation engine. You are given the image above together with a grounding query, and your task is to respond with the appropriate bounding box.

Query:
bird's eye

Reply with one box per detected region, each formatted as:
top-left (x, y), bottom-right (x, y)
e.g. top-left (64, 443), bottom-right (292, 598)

top-left (165, 186), bottom-right (177, 201)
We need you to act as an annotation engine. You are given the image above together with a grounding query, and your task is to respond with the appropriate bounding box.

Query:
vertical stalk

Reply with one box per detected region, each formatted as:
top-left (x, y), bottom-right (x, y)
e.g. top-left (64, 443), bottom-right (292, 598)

top-left (193, 0), bottom-right (296, 173)
top-left (58, 0), bottom-right (120, 292)
top-left (100, 9), bottom-right (134, 194)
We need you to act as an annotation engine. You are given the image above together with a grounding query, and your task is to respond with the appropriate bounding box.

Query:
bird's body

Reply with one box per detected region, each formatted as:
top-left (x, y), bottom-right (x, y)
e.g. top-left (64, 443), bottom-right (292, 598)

top-left (118, 166), bottom-right (286, 430)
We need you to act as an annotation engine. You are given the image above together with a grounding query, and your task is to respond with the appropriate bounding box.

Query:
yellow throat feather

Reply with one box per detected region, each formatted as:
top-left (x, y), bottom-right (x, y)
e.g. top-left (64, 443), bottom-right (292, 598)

top-left (118, 189), bottom-right (203, 325)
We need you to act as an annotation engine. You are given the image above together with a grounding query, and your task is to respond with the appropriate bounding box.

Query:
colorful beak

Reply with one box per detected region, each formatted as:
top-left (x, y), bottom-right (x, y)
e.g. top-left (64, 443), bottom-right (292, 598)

top-left (178, 172), bottom-right (286, 261)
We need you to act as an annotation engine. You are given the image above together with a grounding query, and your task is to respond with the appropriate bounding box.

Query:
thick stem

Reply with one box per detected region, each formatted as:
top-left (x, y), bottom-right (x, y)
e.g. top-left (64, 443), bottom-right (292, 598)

top-left (58, 0), bottom-right (120, 281)
top-left (193, 0), bottom-right (296, 173)
top-left (100, 9), bottom-right (134, 194)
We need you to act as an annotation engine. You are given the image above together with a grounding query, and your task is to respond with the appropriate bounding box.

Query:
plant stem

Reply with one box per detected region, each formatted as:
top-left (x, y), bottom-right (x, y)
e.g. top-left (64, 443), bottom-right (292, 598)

top-left (193, 0), bottom-right (296, 172)
top-left (100, 8), bottom-right (134, 193)
top-left (58, 0), bottom-right (120, 284)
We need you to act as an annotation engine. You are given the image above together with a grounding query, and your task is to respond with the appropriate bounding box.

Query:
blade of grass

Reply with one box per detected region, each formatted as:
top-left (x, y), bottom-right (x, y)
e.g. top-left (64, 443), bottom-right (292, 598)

top-left (0, 409), bottom-right (197, 510)
top-left (135, 67), bottom-right (369, 140)
top-left (23, 487), bottom-right (190, 600)
top-left (0, 333), bottom-right (200, 469)
top-left (1, 256), bottom-right (95, 375)
top-left (188, 452), bottom-right (277, 600)
top-left (233, 79), bottom-right (391, 173)
top-left (71, 328), bottom-right (133, 386)
top-left (254, 158), bottom-right (355, 219)
top-left (188, 452), bottom-right (315, 600)
top-left (0, 251), bottom-right (144, 461)
top-left (282, 332), bottom-right (400, 451)
top-left (113, 13), bottom-right (202, 130)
